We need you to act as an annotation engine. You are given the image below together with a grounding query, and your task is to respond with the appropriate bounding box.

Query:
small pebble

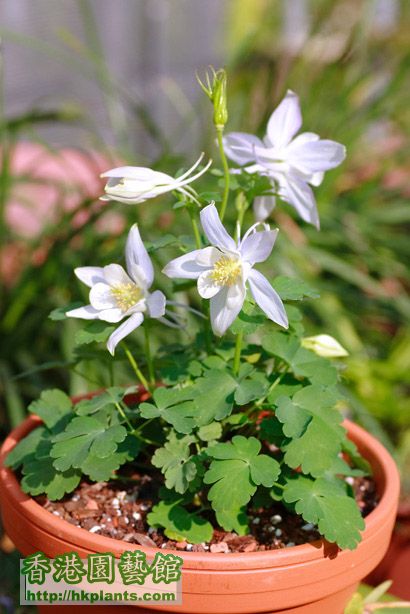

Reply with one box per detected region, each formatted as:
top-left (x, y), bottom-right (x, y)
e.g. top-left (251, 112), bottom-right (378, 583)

top-left (270, 514), bottom-right (282, 524)
top-left (89, 526), bottom-right (101, 533)
top-left (301, 523), bottom-right (315, 531)
top-left (111, 498), bottom-right (120, 508)
top-left (52, 511), bottom-right (60, 516)
top-left (267, 526), bottom-right (275, 533)
top-left (132, 512), bottom-right (141, 521)
top-left (186, 544), bottom-right (193, 551)
top-left (345, 477), bottom-right (354, 486)
top-left (140, 503), bottom-right (149, 511)
top-left (274, 529), bottom-right (282, 537)
top-left (286, 542), bottom-right (296, 548)
top-left (252, 517), bottom-right (261, 525)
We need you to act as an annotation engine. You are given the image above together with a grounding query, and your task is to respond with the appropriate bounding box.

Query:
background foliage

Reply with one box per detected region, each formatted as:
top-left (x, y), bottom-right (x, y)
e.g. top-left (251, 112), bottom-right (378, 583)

top-left (0, 0), bottom-right (409, 610)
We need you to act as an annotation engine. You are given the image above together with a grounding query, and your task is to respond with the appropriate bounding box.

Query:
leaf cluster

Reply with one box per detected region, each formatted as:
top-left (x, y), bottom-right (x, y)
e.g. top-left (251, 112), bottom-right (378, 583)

top-left (9, 286), bottom-right (370, 550)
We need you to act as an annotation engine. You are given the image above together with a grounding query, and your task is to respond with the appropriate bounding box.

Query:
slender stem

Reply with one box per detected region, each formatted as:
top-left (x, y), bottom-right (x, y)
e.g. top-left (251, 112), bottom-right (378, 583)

top-left (133, 417), bottom-right (156, 435)
top-left (144, 322), bottom-right (155, 386)
top-left (114, 402), bottom-right (134, 432)
top-left (122, 341), bottom-right (150, 391)
top-left (202, 300), bottom-right (212, 353)
top-left (255, 371), bottom-right (287, 408)
top-left (233, 332), bottom-right (243, 376)
top-left (216, 127), bottom-right (230, 221)
top-left (187, 205), bottom-right (202, 249)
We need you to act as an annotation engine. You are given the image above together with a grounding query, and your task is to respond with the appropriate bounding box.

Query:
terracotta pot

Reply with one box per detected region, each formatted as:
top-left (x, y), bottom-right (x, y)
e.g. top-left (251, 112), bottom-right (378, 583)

top-left (0, 416), bottom-right (400, 614)
top-left (365, 501), bottom-right (410, 600)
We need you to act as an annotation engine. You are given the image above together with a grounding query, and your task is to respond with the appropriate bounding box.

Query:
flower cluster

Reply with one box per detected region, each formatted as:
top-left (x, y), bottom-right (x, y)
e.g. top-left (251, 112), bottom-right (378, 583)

top-left (69, 90), bottom-right (345, 350)
top-left (9, 77), bottom-right (371, 554)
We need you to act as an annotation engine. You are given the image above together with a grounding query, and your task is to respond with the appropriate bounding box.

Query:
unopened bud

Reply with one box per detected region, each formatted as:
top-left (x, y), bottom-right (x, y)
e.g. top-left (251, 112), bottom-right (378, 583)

top-left (197, 66), bottom-right (228, 129)
top-left (301, 334), bottom-right (348, 358)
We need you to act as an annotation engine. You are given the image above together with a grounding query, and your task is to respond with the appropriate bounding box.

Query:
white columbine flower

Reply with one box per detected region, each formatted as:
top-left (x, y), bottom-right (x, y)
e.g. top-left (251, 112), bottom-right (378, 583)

top-left (66, 225), bottom-right (166, 355)
top-left (223, 90), bottom-right (346, 228)
top-left (301, 334), bottom-right (348, 358)
top-left (162, 203), bottom-right (288, 336)
top-left (100, 153), bottom-right (212, 205)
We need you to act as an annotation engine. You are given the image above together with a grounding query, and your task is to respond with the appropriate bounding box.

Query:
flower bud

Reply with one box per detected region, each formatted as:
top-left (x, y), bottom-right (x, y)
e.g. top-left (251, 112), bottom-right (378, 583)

top-left (301, 334), bottom-right (348, 358)
top-left (197, 67), bottom-right (228, 130)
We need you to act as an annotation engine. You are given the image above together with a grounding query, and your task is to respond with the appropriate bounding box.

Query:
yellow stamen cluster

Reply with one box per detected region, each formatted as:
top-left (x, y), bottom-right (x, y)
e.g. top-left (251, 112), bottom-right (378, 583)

top-left (211, 256), bottom-right (242, 286)
top-left (111, 283), bottom-right (143, 312)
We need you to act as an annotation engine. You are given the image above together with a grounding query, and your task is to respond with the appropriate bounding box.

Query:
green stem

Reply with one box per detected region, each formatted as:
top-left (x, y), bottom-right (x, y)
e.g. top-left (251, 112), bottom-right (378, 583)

top-left (233, 332), bottom-right (243, 376)
top-left (133, 417), bottom-right (156, 435)
top-left (187, 205), bottom-right (202, 249)
top-left (216, 127), bottom-right (230, 221)
top-left (144, 322), bottom-right (155, 386)
top-left (122, 341), bottom-right (150, 391)
top-left (114, 402), bottom-right (134, 432)
top-left (202, 299), bottom-right (212, 353)
top-left (254, 371), bottom-right (287, 408)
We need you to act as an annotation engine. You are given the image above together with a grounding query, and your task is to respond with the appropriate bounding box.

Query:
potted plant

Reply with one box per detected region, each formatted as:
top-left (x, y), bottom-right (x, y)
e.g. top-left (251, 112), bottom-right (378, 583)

top-left (0, 69), bottom-right (400, 614)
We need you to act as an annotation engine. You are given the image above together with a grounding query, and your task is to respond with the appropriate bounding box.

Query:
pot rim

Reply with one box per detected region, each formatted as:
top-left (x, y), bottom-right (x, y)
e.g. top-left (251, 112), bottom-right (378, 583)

top-left (0, 414), bottom-right (400, 571)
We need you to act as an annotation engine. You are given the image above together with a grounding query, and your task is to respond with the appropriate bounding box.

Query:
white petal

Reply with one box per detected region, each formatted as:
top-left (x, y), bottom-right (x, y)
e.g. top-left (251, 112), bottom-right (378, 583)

top-left (195, 246), bottom-right (221, 267)
top-left (146, 290), bottom-right (166, 318)
top-left (209, 283), bottom-right (245, 336)
top-left (286, 139), bottom-right (346, 173)
top-left (200, 203), bottom-right (237, 252)
top-left (103, 264), bottom-right (133, 287)
top-left (309, 172), bottom-right (324, 187)
top-left (172, 152), bottom-right (205, 182)
top-left (240, 228), bottom-right (278, 265)
top-left (97, 308), bottom-right (125, 323)
top-left (66, 305), bottom-right (100, 320)
top-left (223, 133), bottom-right (263, 165)
top-left (243, 163), bottom-right (270, 175)
top-left (74, 267), bottom-right (105, 288)
top-left (253, 196), bottom-right (276, 222)
top-left (247, 269), bottom-right (288, 328)
top-left (197, 270), bottom-right (222, 299)
top-left (101, 190), bottom-right (147, 205)
top-left (101, 166), bottom-right (166, 181)
top-left (89, 282), bottom-right (117, 310)
top-left (279, 174), bottom-right (320, 229)
top-left (162, 249), bottom-right (210, 279)
top-left (126, 224), bottom-right (153, 287)
top-left (107, 312), bottom-right (144, 355)
top-left (287, 132), bottom-right (319, 147)
top-left (102, 170), bottom-right (171, 203)
top-left (266, 90), bottom-right (302, 149)
top-left (169, 157), bottom-right (212, 190)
